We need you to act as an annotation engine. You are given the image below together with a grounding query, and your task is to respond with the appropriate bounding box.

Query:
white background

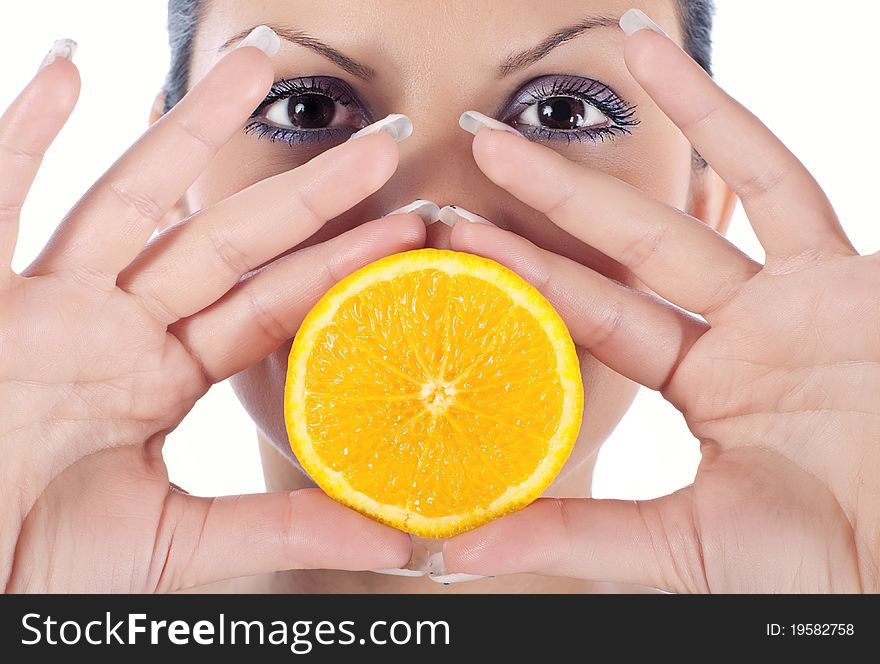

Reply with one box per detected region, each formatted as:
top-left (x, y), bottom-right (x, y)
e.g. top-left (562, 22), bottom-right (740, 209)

top-left (2, 2), bottom-right (878, 499)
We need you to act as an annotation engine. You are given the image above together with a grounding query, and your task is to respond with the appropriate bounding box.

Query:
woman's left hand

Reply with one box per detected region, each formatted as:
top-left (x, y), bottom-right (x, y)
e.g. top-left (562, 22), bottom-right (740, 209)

top-left (443, 22), bottom-right (879, 593)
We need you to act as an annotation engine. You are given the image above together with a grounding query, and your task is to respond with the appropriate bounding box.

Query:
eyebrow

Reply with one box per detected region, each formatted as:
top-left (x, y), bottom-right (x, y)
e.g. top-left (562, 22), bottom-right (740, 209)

top-left (498, 15), bottom-right (620, 77)
top-left (221, 16), bottom-right (617, 82)
top-left (219, 25), bottom-right (376, 81)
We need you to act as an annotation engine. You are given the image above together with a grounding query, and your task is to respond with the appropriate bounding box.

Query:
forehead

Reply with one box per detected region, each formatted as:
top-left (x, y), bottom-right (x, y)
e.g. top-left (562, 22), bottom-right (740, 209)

top-left (194, 0), bottom-right (682, 72)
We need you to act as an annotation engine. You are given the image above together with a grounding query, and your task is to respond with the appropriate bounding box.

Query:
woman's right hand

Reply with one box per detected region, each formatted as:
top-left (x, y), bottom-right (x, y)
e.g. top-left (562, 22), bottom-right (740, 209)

top-left (0, 37), bottom-right (421, 592)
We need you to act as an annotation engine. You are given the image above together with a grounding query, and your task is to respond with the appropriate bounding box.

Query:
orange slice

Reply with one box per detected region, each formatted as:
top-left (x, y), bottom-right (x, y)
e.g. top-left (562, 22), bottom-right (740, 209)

top-left (284, 249), bottom-right (583, 538)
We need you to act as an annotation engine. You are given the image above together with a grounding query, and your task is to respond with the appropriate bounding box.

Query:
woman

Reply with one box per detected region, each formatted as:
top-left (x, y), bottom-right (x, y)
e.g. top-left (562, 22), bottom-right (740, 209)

top-left (1, 0), bottom-right (876, 593)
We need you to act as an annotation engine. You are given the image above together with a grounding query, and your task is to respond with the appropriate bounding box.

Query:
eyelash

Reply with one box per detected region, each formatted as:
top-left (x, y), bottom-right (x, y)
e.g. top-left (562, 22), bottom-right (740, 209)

top-left (499, 75), bottom-right (640, 144)
top-left (244, 77), bottom-right (369, 146)
top-left (243, 75), bottom-right (639, 147)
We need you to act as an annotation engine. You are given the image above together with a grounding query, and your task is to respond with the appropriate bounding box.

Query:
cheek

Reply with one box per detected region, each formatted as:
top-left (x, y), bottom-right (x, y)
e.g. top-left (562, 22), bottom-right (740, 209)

top-left (510, 121), bottom-right (689, 483)
top-left (554, 348), bottom-right (639, 485)
top-left (185, 134), bottom-right (331, 209)
top-left (186, 135), bottom-right (389, 255)
top-left (195, 136), bottom-right (396, 473)
top-left (188, 139), bottom-right (308, 464)
top-left (501, 115), bottom-right (694, 288)
top-left (601, 105), bottom-right (694, 208)
top-left (229, 340), bottom-right (302, 467)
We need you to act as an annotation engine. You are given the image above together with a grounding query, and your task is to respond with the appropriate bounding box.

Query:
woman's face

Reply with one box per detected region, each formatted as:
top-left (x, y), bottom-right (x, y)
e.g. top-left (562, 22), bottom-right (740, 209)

top-left (179, 0), bottom-right (709, 481)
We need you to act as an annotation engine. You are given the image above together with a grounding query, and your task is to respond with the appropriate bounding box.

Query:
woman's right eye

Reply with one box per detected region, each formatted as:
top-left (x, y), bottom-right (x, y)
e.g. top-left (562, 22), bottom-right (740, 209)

top-left (245, 76), bottom-right (372, 146)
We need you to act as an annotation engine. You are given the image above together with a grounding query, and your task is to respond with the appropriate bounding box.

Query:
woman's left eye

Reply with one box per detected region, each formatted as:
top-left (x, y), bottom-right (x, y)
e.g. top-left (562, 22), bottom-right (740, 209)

top-left (514, 96), bottom-right (609, 131)
top-left (245, 76), bottom-right (372, 146)
top-left (500, 75), bottom-right (639, 143)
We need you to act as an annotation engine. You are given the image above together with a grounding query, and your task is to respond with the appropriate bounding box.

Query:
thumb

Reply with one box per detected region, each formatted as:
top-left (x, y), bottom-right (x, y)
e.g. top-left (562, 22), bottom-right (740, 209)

top-left (442, 492), bottom-right (708, 593)
top-left (153, 487), bottom-right (412, 592)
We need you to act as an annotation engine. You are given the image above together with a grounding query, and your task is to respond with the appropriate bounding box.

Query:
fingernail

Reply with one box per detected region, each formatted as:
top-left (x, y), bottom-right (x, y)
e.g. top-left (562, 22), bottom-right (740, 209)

top-left (235, 25), bottom-right (281, 56)
top-left (370, 568), bottom-right (427, 577)
top-left (348, 114), bottom-right (413, 143)
top-left (426, 551), bottom-right (447, 576)
top-left (408, 536), bottom-right (433, 571)
top-left (385, 199), bottom-right (441, 225)
top-left (438, 205), bottom-right (497, 228)
top-left (459, 111), bottom-right (523, 138)
top-left (619, 8), bottom-right (668, 37)
top-left (429, 573), bottom-right (492, 585)
top-left (39, 38), bottom-right (77, 72)
top-left (369, 536), bottom-right (433, 577)
top-left (426, 552), bottom-right (490, 585)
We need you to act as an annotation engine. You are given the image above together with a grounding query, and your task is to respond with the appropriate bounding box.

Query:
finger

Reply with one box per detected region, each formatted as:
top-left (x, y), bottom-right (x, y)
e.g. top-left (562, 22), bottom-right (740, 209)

top-left (121, 132), bottom-right (401, 325)
top-left (171, 214), bottom-right (425, 382)
top-left (443, 493), bottom-right (706, 593)
top-left (450, 222), bottom-right (706, 394)
top-left (470, 129), bottom-right (760, 316)
top-left (622, 20), bottom-right (854, 258)
top-left (29, 44), bottom-right (274, 278)
top-left (0, 53), bottom-right (79, 281)
top-left (155, 488), bottom-right (412, 592)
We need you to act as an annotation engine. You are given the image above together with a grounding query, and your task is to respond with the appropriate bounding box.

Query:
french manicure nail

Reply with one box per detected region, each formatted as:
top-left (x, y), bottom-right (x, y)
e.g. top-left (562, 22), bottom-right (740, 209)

top-left (426, 551), bottom-right (447, 576)
top-left (426, 551), bottom-right (490, 584)
top-left (385, 199), bottom-right (441, 225)
top-left (235, 25), bottom-right (281, 56)
top-left (38, 38), bottom-right (77, 72)
top-left (619, 8), bottom-right (668, 37)
top-left (371, 535), bottom-right (435, 577)
top-left (348, 114), bottom-right (413, 143)
top-left (370, 568), bottom-right (427, 577)
top-left (429, 572), bottom-right (492, 585)
top-left (458, 111), bottom-right (523, 138)
top-left (366, 536), bottom-right (434, 577)
top-left (438, 205), bottom-right (497, 228)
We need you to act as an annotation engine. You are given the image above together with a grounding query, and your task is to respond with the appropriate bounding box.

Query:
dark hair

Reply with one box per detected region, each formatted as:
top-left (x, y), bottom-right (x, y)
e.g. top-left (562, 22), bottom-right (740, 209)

top-left (162, 0), bottom-right (716, 119)
top-left (163, 0), bottom-right (201, 114)
top-left (677, 0), bottom-right (715, 77)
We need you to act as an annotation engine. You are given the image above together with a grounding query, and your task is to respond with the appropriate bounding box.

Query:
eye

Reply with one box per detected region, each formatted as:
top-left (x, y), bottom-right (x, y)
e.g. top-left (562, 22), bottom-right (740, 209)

top-left (514, 96), bottom-right (610, 131)
top-left (499, 75), bottom-right (639, 144)
top-left (245, 76), bottom-right (372, 146)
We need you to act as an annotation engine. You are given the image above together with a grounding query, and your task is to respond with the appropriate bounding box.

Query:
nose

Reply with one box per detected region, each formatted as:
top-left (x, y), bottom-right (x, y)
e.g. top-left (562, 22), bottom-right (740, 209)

top-left (374, 111), bottom-right (501, 247)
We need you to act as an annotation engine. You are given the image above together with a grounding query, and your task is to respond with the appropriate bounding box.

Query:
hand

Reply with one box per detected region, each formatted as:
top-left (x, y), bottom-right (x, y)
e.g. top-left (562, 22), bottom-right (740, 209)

top-left (0, 43), bottom-right (421, 592)
top-left (444, 24), bottom-right (879, 593)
